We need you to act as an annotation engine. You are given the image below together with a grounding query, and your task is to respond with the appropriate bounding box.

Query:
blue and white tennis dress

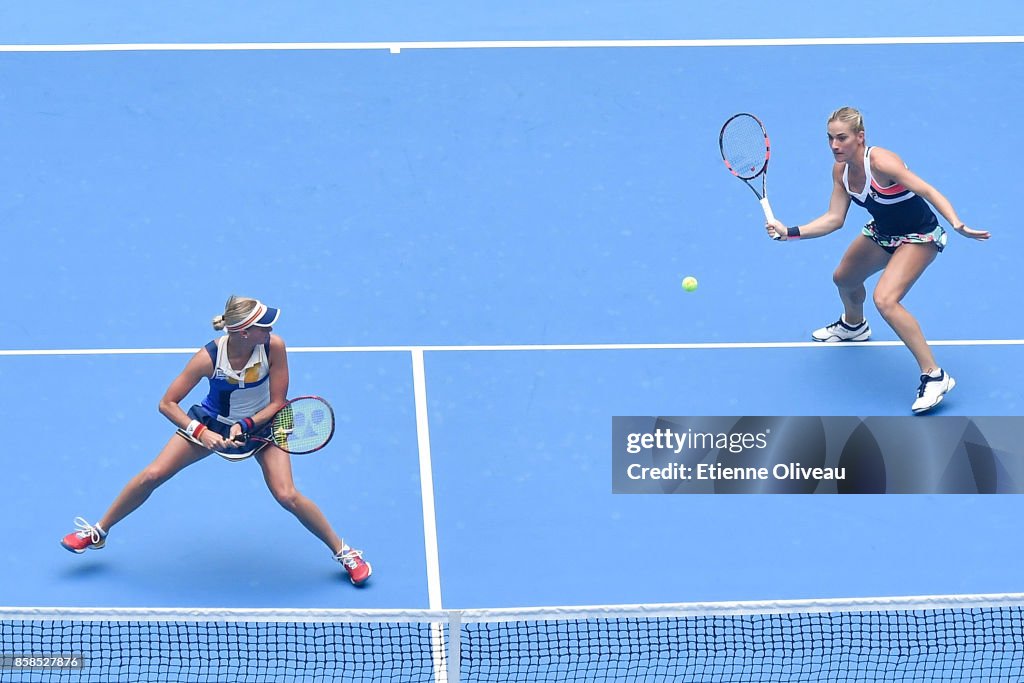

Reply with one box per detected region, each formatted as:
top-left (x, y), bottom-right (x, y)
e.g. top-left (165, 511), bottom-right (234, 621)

top-left (200, 336), bottom-right (272, 423)
top-left (178, 336), bottom-right (273, 455)
top-left (844, 146), bottom-right (946, 253)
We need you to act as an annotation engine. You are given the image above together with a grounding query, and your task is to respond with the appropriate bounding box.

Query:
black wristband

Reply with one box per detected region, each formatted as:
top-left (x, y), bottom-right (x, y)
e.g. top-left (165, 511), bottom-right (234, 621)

top-left (787, 226), bottom-right (801, 240)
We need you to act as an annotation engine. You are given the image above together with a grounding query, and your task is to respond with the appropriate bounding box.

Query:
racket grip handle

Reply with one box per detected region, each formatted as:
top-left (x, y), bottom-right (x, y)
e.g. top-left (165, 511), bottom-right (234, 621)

top-left (759, 197), bottom-right (776, 223)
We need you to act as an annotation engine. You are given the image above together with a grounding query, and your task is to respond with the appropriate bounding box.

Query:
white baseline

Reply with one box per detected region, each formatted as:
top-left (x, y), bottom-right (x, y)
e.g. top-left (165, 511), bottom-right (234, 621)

top-left (0, 36), bottom-right (1021, 53)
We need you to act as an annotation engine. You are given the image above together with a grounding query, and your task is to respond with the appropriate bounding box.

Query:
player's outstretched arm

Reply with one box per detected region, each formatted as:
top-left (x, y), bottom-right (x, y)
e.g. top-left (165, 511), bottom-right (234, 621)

top-left (871, 147), bottom-right (990, 241)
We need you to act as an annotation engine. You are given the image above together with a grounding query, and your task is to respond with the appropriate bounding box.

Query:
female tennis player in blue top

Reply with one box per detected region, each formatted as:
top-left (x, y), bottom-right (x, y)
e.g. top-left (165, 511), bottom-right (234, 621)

top-left (765, 106), bottom-right (990, 414)
top-left (60, 295), bottom-right (372, 585)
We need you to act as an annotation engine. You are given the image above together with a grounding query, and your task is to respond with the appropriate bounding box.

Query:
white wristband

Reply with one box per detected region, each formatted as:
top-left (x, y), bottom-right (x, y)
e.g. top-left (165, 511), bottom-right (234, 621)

top-left (185, 419), bottom-right (201, 437)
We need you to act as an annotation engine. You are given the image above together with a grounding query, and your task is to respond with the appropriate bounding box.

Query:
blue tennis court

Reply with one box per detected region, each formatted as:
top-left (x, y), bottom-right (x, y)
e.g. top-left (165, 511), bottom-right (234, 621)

top-left (1, 3), bottom-right (1023, 680)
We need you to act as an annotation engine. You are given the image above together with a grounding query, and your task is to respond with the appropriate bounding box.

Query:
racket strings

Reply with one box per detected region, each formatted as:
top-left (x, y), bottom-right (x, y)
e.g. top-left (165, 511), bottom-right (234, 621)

top-left (721, 115), bottom-right (769, 179)
top-left (271, 399), bottom-right (333, 454)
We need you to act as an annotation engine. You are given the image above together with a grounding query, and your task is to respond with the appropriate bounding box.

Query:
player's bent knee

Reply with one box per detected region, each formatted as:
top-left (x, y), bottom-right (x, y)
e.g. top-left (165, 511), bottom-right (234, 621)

top-left (270, 486), bottom-right (301, 510)
top-left (872, 290), bottom-right (901, 317)
top-left (833, 268), bottom-right (862, 290)
top-left (137, 467), bottom-right (172, 489)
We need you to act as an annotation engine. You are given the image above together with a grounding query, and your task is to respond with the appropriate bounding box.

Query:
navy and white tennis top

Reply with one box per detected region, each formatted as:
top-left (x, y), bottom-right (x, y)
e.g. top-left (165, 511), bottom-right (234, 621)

top-left (843, 147), bottom-right (938, 236)
top-left (199, 336), bottom-right (272, 424)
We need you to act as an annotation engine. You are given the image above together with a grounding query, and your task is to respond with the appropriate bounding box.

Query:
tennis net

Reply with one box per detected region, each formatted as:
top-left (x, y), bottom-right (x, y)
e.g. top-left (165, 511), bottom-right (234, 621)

top-left (2, 593), bottom-right (1023, 681)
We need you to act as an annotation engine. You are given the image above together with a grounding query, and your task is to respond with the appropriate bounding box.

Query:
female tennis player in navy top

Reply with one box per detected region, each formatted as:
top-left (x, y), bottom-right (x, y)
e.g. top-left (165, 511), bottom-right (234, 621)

top-left (766, 107), bottom-right (990, 414)
top-left (60, 295), bottom-right (371, 585)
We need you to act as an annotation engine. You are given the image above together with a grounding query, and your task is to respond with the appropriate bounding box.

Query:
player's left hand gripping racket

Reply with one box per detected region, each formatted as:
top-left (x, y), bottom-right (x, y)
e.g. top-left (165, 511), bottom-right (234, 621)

top-left (719, 113), bottom-right (776, 225)
top-left (234, 396), bottom-right (336, 455)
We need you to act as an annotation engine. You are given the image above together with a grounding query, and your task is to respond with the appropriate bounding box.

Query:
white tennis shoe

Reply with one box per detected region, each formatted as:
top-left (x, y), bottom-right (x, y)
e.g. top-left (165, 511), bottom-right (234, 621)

top-left (811, 316), bottom-right (871, 342)
top-left (912, 369), bottom-right (955, 414)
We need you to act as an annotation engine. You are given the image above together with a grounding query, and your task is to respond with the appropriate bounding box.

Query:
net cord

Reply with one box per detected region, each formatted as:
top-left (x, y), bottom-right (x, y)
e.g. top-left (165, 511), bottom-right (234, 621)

top-left (6, 592), bottom-right (1024, 624)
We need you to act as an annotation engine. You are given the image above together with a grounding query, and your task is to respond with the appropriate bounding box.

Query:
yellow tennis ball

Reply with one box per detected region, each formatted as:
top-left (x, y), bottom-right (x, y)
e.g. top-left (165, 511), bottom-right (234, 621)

top-left (682, 276), bottom-right (698, 292)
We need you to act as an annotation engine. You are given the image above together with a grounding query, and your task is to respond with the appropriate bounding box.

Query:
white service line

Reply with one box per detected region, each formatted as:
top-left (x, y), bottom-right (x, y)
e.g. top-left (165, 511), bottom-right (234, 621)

top-left (0, 36), bottom-right (1020, 53)
top-left (0, 339), bottom-right (1021, 357)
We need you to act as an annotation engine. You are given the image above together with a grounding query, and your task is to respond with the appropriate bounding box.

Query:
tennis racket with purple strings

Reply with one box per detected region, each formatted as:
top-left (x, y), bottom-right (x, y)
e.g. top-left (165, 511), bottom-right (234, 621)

top-left (719, 113), bottom-right (779, 235)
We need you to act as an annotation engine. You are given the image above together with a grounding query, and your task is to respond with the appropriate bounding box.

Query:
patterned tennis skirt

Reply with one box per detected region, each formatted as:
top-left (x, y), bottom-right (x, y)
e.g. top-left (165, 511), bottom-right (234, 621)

top-left (861, 221), bottom-right (947, 254)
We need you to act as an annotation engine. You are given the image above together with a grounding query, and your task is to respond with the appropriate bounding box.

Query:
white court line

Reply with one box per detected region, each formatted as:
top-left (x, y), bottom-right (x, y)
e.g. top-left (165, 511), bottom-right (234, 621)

top-left (0, 339), bottom-right (1021, 356)
top-left (412, 349), bottom-right (449, 681)
top-left (412, 349), bottom-right (444, 610)
top-left (0, 36), bottom-right (1020, 53)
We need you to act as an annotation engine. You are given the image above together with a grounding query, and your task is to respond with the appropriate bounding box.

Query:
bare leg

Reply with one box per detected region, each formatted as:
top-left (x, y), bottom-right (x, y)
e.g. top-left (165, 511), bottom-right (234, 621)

top-left (832, 236), bottom-right (892, 324)
top-left (256, 446), bottom-right (344, 554)
top-left (872, 242), bottom-right (940, 372)
top-left (99, 436), bottom-right (211, 531)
